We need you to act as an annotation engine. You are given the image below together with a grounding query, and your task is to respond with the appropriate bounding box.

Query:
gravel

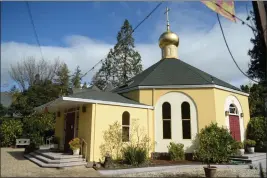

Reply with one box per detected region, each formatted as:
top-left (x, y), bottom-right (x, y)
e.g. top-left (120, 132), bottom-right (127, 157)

top-left (1, 148), bottom-right (101, 177)
top-left (111, 167), bottom-right (264, 177)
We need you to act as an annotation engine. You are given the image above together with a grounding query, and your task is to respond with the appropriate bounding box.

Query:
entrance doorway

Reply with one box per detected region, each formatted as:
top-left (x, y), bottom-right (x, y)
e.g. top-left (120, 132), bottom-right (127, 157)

top-left (229, 115), bottom-right (241, 141)
top-left (64, 112), bottom-right (75, 152)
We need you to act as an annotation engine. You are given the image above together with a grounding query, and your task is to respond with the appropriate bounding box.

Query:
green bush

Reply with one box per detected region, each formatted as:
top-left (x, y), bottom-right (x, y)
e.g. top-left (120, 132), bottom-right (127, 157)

top-left (246, 117), bottom-right (267, 151)
top-left (0, 119), bottom-right (23, 147)
top-left (24, 142), bottom-right (38, 154)
top-left (167, 142), bottom-right (185, 161)
top-left (194, 123), bottom-right (237, 166)
top-left (235, 141), bottom-right (244, 149)
top-left (244, 139), bottom-right (256, 147)
top-left (122, 145), bottom-right (147, 166)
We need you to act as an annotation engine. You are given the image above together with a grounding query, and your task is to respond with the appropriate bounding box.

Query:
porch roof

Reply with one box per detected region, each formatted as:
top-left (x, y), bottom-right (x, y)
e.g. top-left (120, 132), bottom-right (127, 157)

top-left (34, 90), bottom-right (153, 112)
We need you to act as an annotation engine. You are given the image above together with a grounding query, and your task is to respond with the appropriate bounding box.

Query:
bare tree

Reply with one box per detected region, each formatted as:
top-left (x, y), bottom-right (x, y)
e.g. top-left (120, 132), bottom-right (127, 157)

top-left (9, 56), bottom-right (62, 91)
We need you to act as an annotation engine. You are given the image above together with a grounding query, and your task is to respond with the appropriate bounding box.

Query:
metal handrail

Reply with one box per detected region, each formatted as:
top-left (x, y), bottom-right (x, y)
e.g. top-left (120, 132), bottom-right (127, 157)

top-left (80, 138), bottom-right (87, 162)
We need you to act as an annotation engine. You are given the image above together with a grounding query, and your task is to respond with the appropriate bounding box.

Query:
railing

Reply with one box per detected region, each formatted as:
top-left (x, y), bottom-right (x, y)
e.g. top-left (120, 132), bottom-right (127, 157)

top-left (80, 138), bottom-right (87, 162)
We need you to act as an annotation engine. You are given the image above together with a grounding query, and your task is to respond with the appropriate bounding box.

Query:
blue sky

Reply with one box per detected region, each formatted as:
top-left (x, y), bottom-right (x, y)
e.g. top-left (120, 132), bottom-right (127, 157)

top-left (1, 1), bottom-right (255, 91)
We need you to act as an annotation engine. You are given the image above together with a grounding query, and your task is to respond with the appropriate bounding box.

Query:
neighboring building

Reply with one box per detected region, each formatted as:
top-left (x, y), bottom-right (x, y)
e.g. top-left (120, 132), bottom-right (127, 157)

top-left (35, 14), bottom-right (250, 162)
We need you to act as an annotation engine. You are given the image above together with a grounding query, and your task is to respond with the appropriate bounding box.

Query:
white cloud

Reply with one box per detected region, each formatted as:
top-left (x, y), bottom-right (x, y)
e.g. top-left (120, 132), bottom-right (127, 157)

top-left (1, 9), bottom-right (254, 90)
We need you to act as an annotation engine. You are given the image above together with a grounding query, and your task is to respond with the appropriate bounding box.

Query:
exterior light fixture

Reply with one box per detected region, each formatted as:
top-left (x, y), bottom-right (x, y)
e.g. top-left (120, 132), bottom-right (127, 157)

top-left (240, 113), bottom-right (244, 117)
top-left (225, 111), bottom-right (229, 116)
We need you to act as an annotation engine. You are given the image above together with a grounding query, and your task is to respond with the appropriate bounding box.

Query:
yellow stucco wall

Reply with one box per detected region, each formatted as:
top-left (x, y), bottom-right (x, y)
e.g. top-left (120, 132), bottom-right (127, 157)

top-left (213, 88), bottom-right (250, 130)
top-left (91, 103), bottom-right (153, 162)
top-left (77, 104), bottom-right (93, 161)
top-left (55, 111), bottom-right (65, 149)
top-left (122, 90), bottom-right (139, 102)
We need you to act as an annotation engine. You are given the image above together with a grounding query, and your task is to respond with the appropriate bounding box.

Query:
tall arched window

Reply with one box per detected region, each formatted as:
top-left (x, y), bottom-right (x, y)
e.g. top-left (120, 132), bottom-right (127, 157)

top-left (229, 104), bottom-right (238, 115)
top-left (122, 111), bottom-right (130, 142)
top-left (181, 102), bottom-right (191, 139)
top-left (162, 102), bottom-right (171, 139)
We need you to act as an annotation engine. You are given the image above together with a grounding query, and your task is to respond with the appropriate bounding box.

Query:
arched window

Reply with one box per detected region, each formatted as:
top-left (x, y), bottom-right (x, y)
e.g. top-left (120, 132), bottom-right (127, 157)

top-left (181, 102), bottom-right (191, 139)
top-left (122, 111), bottom-right (130, 142)
top-left (229, 104), bottom-right (238, 115)
top-left (162, 102), bottom-right (171, 139)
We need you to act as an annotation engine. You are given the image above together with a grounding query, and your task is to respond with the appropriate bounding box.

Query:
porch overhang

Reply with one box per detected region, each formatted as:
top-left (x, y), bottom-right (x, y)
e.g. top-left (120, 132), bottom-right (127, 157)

top-left (34, 96), bottom-right (154, 113)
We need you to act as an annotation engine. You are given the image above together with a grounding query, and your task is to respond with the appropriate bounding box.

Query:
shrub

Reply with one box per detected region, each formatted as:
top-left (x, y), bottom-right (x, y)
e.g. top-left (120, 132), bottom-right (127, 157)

top-left (194, 122), bottom-right (237, 167)
top-left (69, 138), bottom-right (81, 150)
top-left (0, 118), bottom-right (23, 147)
top-left (167, 142), bottom-right (185, 161)
top-left (122, 145), bottom-right (147, 166)
top-left (24, 142), bottom-right (38, 154)
top-left (246, 117), bottom-right (267, 151)
top-left (244, 139), bottom-right (256, 147)
top-left (52, 136), bottom-right (60, 144)
top-left (235, 141), bottom-right (244, 149)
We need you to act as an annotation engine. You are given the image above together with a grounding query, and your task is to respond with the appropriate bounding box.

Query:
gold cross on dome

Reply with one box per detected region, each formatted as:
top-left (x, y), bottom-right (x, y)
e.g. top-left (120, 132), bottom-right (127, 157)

top-left (164, 7), bottom-right (170, 31)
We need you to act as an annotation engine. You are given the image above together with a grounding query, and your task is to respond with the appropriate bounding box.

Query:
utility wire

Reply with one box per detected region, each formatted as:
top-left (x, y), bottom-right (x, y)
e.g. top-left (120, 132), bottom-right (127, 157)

top-left (216, 13), bottom-right (259, 84)
top-left (26, 1), bottom-right (44, 60)
top-left (80, 1), bottom-right (164, 79)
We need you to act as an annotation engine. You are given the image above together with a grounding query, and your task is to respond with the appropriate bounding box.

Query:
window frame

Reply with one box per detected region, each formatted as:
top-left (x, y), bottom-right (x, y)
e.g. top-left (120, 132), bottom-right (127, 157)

top-left (122, 111), bottom-right (130, 142)
top-left (229, 104), bottom-right (238, 115)
top-left (162, 102), bottom-right (172, 139)
top-left (181, 102), bottom-right (191, 140)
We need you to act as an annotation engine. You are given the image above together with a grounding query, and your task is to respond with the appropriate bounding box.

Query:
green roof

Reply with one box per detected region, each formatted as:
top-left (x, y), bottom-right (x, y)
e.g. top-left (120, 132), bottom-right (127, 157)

top-left (113, 58), bottom-right (241, 92)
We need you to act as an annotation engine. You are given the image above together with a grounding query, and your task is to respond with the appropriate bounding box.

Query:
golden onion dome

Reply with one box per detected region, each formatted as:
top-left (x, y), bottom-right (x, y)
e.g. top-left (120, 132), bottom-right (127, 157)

top-left (158, 31), bottom-right (179, 48)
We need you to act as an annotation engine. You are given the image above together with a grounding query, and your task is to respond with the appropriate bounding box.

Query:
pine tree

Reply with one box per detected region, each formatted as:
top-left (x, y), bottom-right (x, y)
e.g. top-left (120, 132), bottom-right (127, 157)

top-left (91, 19), bottom-right (143, 89)
top-left (82, 82), bottom-right (88, 89)
top-left (55, 63), bottom-right (70, 96)
top-left (114, 19), bottom-right (143, 85)
top-left (247, 11), bottom-right (266, 82)
top-left (71, 66), bottom-right (82, 88)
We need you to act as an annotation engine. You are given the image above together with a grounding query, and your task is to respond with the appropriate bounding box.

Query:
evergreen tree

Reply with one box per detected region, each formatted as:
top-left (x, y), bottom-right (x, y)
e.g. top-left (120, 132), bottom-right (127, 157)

top-left (91, 19), bottom-right (143, 89)
top-left (247, 12), bottom-right (266, 82)
top-left (82, 82), bottom-right (88, 89)
top-left (55, 63), bottom-right (70, 96)
top-left (240, 84), bottom-right (265, 117)
top-left (71, 66), bottom-right (82, 88)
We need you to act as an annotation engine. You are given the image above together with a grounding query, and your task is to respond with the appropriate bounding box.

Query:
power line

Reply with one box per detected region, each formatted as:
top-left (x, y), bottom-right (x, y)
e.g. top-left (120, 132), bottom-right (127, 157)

top-left (216, 13), bottom-right (259, 84)
top-left (80, 1), bottom-right (164, 79)
top-left (26, 1), bottom-right (44, 60)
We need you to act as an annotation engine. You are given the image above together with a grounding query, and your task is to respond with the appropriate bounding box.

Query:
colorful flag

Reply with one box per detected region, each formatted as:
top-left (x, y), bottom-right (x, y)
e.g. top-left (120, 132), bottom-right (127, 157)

top-left (201, 0), bottom-right (236, 22)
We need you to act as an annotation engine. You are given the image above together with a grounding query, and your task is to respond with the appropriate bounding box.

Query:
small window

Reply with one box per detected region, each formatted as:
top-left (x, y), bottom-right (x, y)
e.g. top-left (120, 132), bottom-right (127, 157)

top-left (181, 102), bottom-right (191, 139)
top-left (122, 111), bottom-right (130, 142)
top-left (229, 104), bottom-right (238, 115)
top-left (162, 102), bottom-right (171, 139)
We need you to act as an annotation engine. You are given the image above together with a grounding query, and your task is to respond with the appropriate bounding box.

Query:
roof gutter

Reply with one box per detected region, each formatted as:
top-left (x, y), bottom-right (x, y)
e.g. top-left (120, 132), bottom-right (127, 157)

top-left (116, 85), bottom-right (249, 96)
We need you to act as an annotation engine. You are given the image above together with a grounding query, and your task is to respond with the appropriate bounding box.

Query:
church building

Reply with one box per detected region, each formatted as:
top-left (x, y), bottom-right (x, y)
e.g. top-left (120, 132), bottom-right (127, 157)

top-left (35, 9), bottom-right (250, 162)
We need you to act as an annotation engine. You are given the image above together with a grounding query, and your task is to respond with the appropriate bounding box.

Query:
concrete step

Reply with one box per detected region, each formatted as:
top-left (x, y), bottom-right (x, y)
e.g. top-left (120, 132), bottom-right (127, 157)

top-left (29, 152), bottom-right (84, 164)
top-left (230, 153), bottom-right (266, 164)
top-left (35, 150), bottom-right (82, 160)
top-left (24, 154), bottom-right (86, 168)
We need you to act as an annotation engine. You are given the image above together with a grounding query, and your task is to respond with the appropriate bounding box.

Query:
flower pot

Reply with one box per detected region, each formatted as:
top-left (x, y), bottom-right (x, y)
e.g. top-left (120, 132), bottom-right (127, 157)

top-left (238, 149), bottom-right (245, 156)
top-left (204, 166), bottom-right (217, 178)
top-left (247, 147), bottom-right (255, 153)
top-left (73, 148), bottom-right (80, 155)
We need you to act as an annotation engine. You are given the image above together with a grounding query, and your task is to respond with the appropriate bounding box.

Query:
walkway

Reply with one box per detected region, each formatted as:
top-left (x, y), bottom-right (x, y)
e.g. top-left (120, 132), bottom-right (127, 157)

top-left (1, 148), bottom-right (101, 177)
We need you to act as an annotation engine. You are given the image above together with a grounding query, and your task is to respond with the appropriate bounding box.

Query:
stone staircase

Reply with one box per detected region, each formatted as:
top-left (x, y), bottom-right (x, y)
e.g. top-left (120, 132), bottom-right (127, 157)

top-left (24, 149), bottom-right (87, 168)
top-left (230, 153), bottom-right (266, 165)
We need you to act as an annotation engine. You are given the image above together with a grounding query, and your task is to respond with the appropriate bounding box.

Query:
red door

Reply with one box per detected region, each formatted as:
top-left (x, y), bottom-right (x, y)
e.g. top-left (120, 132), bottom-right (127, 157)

top-left (229, 115), bottom-right (241, 141)
top-left (64, 112), bottom-right (75, 152)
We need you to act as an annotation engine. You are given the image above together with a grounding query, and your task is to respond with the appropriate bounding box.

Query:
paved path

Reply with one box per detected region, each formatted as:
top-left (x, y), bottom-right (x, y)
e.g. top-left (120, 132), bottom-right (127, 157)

top-left (1, 148), bottom-right (102, 177)
top-left (99, 164), bottom-right (266, 177)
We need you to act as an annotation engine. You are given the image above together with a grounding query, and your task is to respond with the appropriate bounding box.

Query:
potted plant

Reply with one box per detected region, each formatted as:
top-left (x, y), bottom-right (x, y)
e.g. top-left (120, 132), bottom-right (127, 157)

top-left (69, 138), bottom-right (81, 155)
top-left (51, 136), bottom-right (60, 149)
top-left (236, 141), bottom-right (245, 156)
top-left (244, 139), bottom-right (256, 153)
